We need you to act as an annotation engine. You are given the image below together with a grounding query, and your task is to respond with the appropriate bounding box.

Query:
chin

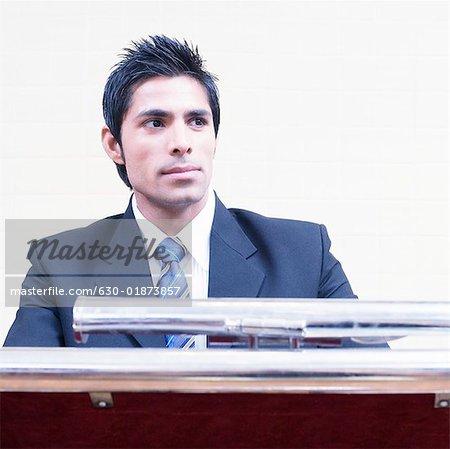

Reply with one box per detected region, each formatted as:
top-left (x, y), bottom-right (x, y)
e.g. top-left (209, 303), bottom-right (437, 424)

top-left (168, 186), bottom-right (208, 204)
top-left (138, 185), bottom-right (209, 212)
top-left (155, 191), bottom-right (205, 209)
top-left (168, 196), bottom-right (204, 209)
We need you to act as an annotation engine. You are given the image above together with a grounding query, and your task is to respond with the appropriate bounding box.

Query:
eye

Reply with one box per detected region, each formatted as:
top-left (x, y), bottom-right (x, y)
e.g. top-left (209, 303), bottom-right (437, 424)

top-left (145, 119), bottom-right (164, 128)
top-left (190, 117), bottom-right (206, 127)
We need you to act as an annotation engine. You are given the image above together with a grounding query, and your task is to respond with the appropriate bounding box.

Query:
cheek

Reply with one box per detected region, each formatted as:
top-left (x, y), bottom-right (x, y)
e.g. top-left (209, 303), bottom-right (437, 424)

top-left (123, 136), bottom-right (163, 163)
top-left (199, 133), bottom-right (216, 155)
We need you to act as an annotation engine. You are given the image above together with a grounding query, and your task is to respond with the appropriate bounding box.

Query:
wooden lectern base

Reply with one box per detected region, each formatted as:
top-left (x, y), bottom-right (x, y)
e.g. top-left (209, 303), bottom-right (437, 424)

top-left (1, 392), bottom-right (449, 448)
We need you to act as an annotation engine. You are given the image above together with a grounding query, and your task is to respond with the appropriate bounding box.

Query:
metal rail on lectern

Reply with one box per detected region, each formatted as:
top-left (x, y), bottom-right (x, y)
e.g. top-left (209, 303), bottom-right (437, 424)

top-left (72, 297), bottom-right (450, 349)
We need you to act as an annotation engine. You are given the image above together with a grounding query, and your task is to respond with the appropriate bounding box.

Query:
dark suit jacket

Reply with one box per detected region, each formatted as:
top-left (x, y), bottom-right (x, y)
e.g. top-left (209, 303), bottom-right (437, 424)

top-left (4, 195), bottom-right (356, 347)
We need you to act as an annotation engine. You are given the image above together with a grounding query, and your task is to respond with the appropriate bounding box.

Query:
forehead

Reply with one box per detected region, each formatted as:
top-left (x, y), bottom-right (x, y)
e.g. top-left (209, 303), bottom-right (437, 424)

top-left (127, 75), bottom-right (211, 114)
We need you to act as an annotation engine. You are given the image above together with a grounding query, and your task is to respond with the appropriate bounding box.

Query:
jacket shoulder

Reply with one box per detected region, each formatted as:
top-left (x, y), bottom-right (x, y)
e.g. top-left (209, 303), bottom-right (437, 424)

top-left (228, 207), bottom-right (323, 235)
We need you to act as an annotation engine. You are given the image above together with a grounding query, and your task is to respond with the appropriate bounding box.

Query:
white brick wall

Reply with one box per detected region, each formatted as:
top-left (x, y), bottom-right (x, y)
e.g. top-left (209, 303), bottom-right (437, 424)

top-left (1, 0), bottom-right (448, 345)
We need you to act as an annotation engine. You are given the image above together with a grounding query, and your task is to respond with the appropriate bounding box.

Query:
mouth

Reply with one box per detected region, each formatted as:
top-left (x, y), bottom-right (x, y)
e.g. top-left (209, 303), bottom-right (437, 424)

top-left (162, 165), bottom-right (201, 175)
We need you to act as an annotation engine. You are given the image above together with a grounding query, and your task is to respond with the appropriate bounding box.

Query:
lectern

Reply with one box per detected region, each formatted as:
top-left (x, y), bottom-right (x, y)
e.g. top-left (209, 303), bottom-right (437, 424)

top-left (1, 299), bottom-right (449, 448)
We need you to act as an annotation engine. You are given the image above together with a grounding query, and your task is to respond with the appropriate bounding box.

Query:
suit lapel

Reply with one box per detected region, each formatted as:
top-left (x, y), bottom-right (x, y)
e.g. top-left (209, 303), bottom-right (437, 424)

top-left (209, 196), bottom-right (265, 298)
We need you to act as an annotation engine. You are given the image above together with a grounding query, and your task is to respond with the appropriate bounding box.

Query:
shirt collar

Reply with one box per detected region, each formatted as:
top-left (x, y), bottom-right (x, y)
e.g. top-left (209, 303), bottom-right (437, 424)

top-left (131, 189), bottom-right (215, 271)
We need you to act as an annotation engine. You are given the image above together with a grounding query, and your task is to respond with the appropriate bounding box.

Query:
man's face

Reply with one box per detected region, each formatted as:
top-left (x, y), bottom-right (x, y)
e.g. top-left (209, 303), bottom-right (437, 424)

top-left (106, 75), bottom-right (216, 215)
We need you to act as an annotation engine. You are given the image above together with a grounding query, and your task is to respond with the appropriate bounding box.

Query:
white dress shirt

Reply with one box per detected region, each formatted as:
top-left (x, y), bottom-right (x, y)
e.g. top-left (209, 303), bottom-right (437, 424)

top-left (132, 190), bottom-right (215, 349)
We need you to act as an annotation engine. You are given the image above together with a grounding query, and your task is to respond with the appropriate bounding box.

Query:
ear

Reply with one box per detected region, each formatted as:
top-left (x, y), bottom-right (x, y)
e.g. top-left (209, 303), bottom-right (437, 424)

top-left (102, 126), bottom-right (125, 165)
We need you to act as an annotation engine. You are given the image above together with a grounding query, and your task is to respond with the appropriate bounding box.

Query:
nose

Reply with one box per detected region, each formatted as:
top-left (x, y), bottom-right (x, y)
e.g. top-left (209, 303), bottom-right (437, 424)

top-left (170, 124), bottom-right (192, 156)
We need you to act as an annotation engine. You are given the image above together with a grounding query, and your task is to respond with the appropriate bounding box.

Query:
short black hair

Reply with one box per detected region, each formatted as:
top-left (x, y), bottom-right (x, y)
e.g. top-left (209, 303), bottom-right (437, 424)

top-left (102, 35), bottom-right (220, 188)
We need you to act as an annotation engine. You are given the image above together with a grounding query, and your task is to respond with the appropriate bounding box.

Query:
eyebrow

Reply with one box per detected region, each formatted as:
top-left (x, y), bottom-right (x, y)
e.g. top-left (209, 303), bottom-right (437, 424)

top-left (135, 108), bottom-right (211, 120)
top-left (185, 109), bottom-right (211, 118)
top-left (136, 109), bottom-right (170, 120)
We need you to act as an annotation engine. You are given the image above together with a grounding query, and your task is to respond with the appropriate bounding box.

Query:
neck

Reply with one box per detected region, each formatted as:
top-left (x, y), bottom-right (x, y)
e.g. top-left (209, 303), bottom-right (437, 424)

top-left (134, 192), bottom-right (207, 236)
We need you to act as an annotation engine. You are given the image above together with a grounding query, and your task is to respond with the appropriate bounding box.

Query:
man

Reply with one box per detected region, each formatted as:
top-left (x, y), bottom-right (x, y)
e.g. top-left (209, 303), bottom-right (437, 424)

top-left (4, 35), bottom-right (355, 347)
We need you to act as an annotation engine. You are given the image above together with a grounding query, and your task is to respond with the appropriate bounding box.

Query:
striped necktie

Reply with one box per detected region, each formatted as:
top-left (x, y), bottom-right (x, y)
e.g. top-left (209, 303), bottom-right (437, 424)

top-left (156, 237), bottom-right (194, 349)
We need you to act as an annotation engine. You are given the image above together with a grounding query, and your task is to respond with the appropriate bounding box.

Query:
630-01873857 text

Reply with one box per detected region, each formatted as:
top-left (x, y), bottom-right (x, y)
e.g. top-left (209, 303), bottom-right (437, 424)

top-left (9, 286), bottom-right (182, 298)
